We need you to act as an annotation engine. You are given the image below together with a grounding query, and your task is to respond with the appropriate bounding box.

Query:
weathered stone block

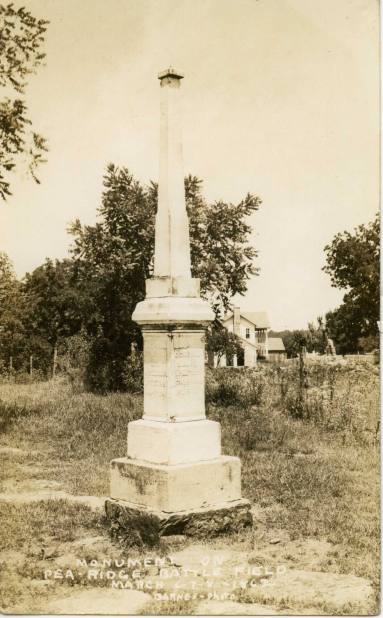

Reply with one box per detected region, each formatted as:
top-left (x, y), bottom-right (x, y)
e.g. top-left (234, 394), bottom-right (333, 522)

top-left (132, 295), bottom-right (214, 326)
top-left (142, 329), bottom-right (207, 421)
top-left (110, 456), bottom-right (241, 512)
top-left (105, 497), bottom-right (252, 541)
top-left (145, 276), bottom-right (200, 298)
top-left (127, 419), bottom-right (221, 464)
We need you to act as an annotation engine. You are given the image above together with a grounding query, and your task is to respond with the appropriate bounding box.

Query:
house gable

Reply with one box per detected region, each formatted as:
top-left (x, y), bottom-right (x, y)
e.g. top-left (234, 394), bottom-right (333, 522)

top-left (222, 312), bottom-right (269, 349)
top-left (223, 311), bottom-right (270, 330)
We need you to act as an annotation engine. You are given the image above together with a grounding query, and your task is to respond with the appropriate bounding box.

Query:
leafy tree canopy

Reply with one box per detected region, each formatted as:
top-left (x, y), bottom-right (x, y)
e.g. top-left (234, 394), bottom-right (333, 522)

top-left (205, 321), bottom-right (243, 366)
top-left (68, 164), bottom-right (260, 390)
top-left (0, 3), bottom-right (48, 199)
top-left (270, 318), bottom-right (328, 358)
top-left (0, 255), bottom-right (83, 373)
top-left (323, 214), bottom-right (379, 352)
top-left (0, 252), bottom-right (25, 367)
top-left (23, 258), bottom-right (83, 346)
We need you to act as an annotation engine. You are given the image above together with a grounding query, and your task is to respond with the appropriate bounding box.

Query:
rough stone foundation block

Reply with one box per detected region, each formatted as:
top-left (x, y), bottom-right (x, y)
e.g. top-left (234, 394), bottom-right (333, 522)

top-left (127, 419), bottom-right (221, 464)
top-left (105, 497), bottom-right (252, 540)
top-left (110, 456), bottom-right (241, 512)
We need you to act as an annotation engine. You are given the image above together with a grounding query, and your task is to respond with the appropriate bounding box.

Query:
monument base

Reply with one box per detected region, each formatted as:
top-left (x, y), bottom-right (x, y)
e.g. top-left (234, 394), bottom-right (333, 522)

top-left (105, 497), bottom-right (252, 541)
top-left (107, 456), bottom-right (252, 542)
top-left (110, 456), bottom-right (242, 512)
top-left (127, 419), bottom-right (221, 464)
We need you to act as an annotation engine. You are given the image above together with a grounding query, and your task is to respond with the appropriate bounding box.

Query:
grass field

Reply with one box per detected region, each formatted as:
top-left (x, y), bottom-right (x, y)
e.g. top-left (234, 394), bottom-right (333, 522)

top-left (0, 357), bottom-right (379, 614)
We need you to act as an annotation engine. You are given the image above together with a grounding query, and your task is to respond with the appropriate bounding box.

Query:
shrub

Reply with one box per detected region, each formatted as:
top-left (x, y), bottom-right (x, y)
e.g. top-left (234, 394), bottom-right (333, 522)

top-left (59, 330), bottom-right (91, 391)
top-left (122, 351), bottom-right (143, 394)
top-left (207, 367), bottom-right (266, 407)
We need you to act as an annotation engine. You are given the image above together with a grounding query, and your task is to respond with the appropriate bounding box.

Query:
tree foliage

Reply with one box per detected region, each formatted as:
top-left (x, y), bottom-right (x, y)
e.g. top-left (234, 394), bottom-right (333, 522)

top-left (0, 166), bottom-right (260, 389)
top-left (323, 215), bottom-right (379, 353)
top-left (68, 164), bottom-right (260, 390)
top-left (185, 176), bottom-right (260, 313)
top-left (279, 330), bottom-right (307, 358)
top-left (205, 321), bottom-right (243, 366)
top-left (0, 3), bottom-right (48, 199)
top-left (23, 258), bottom-right (82, 346)
top-left (307, 317), bottom-right (328, 355)
top-left (68, 166), bottom-right (157, 390)
top-left (270, 318), bottom-right (328, 358)
top-left (0, 252), bottom-right (25, 369)
top-left (0, 256), bottom-right (83, 375)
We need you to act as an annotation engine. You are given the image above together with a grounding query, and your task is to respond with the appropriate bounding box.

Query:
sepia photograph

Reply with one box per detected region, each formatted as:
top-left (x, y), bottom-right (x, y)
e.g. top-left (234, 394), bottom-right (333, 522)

top-left (0, 0), bottom-right (380, 615)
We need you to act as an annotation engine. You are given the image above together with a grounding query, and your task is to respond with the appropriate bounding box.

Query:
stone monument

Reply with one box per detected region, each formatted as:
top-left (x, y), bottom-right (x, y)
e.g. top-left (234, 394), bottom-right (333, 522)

top-left (105, 68), bottom-right (252, 538)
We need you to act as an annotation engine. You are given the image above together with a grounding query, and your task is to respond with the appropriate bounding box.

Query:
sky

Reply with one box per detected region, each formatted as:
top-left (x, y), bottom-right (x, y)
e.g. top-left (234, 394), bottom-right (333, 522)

top-left (0, 0), bottom-right (379, 330)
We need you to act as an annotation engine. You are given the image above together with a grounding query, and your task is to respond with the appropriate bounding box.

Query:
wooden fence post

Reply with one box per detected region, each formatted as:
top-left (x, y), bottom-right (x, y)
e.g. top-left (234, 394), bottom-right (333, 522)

top-left (52, 345), bottom-right (58, 379)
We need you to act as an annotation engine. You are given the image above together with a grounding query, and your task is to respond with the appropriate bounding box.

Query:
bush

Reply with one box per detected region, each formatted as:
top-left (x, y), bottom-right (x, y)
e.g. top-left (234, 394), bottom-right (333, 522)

top-left (84, 333), bottom-right (132, 393)
top-left (122, 351), bottom-right (143, 393)
top-left (207, 368), bottom-right (266, 407)
top-left (60, 330), bottom-right (91, 391)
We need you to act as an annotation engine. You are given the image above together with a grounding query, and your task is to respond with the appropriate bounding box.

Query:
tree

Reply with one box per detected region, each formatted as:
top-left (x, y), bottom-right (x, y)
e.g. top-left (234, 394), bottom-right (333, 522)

top-left (323, 214), bottom-right (379, 353)
top-left (185, 176), bottom-right (260, 314)
top-left (281, 330), bottom-right (308, 358)
top-left (205, 322), bottom-right (243, 367)
top-left (0, 3), bottom-right (48, 199)
top-left (23, 259), bottom-right (83, 344)
top-left (69, 166), bottom-right (156, 390)
top-left (21, 259), bottom-right (83, 373)
top-left (326, 301), bottom-right (362, 354)
top-left (69, 164), bottom-right (260, 391)
top-left (307, 317), bottom-right (327, 354)
top-left (0, 252), bottom-right (25, 370)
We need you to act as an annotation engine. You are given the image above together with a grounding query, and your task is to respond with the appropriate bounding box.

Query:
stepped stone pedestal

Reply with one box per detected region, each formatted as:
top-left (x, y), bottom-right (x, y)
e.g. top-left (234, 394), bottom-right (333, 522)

top-left (106, 69), bottom-right (252, 540)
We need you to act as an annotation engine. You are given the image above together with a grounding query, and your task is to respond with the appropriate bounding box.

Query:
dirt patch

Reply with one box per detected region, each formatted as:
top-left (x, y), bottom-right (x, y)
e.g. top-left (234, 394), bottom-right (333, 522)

top-left (238, 569), bottom-right (374, 612)
top-left (0, 475), bottom-right (107, 510)
top-left (196, 600), bottom-right (283, 615)
top-left (36, 588), bottom-right (151, 615)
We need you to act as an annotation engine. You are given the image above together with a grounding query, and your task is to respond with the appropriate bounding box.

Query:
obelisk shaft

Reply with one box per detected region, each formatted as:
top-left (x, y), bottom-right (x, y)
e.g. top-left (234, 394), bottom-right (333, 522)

top-left (107, 68), bottom-right (251, 535)
top-left (154, 69), bottom-right (192, 278)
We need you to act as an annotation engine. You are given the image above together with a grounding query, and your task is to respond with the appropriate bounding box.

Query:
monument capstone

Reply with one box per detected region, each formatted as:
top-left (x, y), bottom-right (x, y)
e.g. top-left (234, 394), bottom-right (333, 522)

top-left (105, 68), bottom-right (252, 537)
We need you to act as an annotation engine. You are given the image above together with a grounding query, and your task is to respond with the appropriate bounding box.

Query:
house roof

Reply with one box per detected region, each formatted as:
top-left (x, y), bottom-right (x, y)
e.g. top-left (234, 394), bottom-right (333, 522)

top-left (223, 310), bottom-right (270, 329)
top-left (268, 337), bottom-right (286, 352)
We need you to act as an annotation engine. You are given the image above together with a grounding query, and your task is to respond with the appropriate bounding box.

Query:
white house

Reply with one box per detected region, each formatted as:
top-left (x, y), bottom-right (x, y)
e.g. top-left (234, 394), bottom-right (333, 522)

top-left (215, 307), bottom-right (271, 367)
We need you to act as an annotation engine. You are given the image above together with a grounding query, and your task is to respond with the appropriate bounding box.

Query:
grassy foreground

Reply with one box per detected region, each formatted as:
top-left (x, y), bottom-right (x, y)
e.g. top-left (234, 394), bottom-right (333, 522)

top-left (0, 357), bottom-right (380, 613)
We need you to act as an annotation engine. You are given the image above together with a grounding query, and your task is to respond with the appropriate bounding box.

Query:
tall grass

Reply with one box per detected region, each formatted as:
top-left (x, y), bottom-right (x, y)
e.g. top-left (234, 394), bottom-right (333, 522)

top-left (0, 378), bottom-right (142, 494)
top-left (206, 358), bottom-right (379, 443)
top-left (0, 358), bottom-right (379, 593)
top-left (206, 359), bottom-right (380, 591)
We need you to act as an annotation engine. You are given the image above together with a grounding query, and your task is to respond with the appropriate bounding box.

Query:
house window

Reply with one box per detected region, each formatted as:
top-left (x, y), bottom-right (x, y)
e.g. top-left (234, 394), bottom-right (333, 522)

top-left (246, 328), bottom-right (250, 339)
